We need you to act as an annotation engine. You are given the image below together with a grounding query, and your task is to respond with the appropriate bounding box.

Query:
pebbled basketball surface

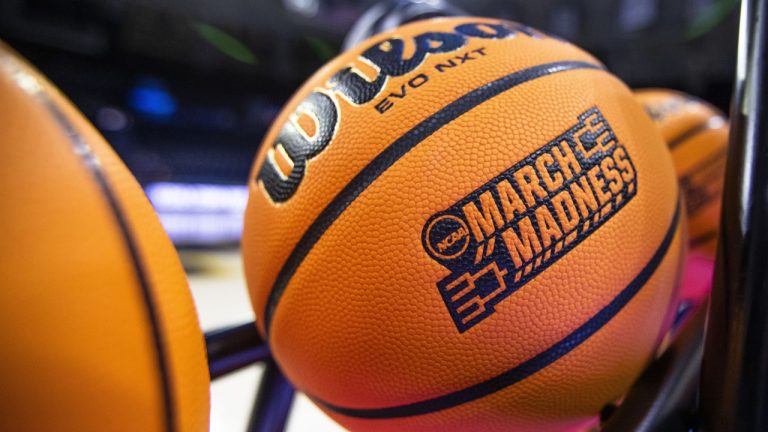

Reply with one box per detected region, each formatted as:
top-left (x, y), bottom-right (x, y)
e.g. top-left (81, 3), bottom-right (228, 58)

top-left (244, 18), bottom-right (684, 431)
top-left (635, 88), bottom-right (728, 256)
top-left (0, 43), bottom-right (209, 431)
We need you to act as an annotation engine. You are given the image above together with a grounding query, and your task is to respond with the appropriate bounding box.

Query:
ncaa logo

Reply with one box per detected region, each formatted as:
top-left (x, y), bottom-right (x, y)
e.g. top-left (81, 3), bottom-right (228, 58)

top-left (424, 215), bottom-right (470, 260)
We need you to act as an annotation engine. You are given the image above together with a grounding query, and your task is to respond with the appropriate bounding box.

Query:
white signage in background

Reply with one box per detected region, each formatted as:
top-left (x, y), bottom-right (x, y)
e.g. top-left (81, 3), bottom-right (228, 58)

top-left (145, 182), bottom-right (249, 245)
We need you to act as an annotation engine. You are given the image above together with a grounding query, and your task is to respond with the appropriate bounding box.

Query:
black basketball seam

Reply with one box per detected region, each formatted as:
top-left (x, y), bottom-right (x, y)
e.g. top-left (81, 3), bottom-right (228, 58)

top-left (691, 230), bottom-right (718, 247)
top-left (668, 119), bottom-right (720, 150)
top-left (680, 147), bottom-right (727, 215)
top-left (310, 196), bottom-right (682, 419)
top-left (263, 60), bottom-right (606, 335)
top-left (7, 55), bottom-right (177, 432)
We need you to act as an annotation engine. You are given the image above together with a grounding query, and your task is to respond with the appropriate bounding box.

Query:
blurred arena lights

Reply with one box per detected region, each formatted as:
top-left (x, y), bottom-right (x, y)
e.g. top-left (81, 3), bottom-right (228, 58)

top-left (128, 77), bottom-right (177, 118)
top-left (145, 182), bottom-right (248, 246)
top-left (284, 0), bottom-right (320, 17)
top-left (95, 106), bottom-right (129, 132)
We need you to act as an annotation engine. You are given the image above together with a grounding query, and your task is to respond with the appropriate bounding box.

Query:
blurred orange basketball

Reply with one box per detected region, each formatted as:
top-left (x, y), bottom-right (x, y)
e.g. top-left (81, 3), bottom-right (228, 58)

top-left (244, 18), bottom-right (684, 431)
top-left (636, 89), bottom-right (729, 256)
top-left (0, 43), bottom-right (209, 431)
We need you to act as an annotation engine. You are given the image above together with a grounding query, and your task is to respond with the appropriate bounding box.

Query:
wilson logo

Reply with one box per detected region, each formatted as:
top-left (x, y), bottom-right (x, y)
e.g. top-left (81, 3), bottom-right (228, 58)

top-left (257, 19), bottom-right (551, 203)
top-left (421, 107), bottom-right (637, 332)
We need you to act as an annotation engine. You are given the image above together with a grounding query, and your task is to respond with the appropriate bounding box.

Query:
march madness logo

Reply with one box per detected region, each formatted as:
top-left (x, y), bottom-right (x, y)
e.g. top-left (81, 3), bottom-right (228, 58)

top-left (422, 107), bottom-right (638, 332)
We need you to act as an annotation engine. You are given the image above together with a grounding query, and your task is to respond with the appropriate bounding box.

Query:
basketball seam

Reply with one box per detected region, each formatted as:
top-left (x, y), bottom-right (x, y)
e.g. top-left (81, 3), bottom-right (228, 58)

top-left (310, 195), bottom-right (682, 419)
top-left (262, 60), bottom-right (606, 336)
top-left (668, 119), bottom-right (719, 150)
top-left (6, 54), bottom-right (177, 432)
top-left (691, 230), bottom-right (718, 247)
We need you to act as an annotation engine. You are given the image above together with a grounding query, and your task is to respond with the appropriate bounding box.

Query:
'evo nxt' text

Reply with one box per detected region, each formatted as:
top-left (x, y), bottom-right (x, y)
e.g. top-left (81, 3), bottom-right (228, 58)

top-left (257, 19), bottom-right (551, 202)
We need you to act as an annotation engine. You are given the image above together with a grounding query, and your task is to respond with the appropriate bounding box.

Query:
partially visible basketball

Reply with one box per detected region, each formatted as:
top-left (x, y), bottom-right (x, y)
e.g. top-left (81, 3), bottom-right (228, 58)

top-left (636, 89), bottom-right (729, 256)
top-left (0, 43), bottom-right (209, 431)
top-left (244, 18), bottom-right (684, 431)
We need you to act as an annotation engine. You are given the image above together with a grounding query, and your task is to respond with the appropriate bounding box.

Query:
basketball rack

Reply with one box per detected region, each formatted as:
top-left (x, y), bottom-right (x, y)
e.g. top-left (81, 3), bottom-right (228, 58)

top-left (204, 0), bottom-right (768, 430)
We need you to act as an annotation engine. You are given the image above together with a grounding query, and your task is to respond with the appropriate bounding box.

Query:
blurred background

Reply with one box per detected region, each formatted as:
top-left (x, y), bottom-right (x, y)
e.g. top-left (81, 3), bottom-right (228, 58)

top-left (0, 0), bottom-right (740, 430)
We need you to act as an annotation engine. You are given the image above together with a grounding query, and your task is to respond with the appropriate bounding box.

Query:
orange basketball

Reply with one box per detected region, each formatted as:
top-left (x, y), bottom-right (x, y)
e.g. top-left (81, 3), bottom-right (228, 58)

top-left (0, 43), bottom-right (209, 431)
top-left (635, 89), bottom-right (729, 256)
top-left (243, 18), bottom-right (684, 431)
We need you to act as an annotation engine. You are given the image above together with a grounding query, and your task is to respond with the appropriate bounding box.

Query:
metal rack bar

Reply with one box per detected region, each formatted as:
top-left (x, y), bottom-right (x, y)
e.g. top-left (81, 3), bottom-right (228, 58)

top-left (699, 0), bottom-right (768, 430)
top-left (247, 359), bottom-right (296, 432)
top-left (206, 322), bottom-right (271, 379)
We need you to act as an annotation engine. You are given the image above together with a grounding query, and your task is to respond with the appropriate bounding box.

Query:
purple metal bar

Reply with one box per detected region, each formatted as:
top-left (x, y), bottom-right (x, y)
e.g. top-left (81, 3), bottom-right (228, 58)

top-left (247, 360), bottom-right (295, 432)
top-left (206, 322), bottom-right (271, 379)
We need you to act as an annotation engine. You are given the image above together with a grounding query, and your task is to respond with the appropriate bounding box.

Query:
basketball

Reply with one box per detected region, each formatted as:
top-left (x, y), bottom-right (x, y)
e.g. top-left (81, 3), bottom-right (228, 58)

top-left (0, 44), bottom-right (209, 431)
top-left (243, 17), bottom-right (684, 432)
top-left (635, 89), bottom-right (729, 256)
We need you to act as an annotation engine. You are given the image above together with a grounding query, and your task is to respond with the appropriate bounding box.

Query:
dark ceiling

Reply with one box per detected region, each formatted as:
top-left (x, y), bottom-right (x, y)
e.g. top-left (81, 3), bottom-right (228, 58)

top-left (0, 0), bottom-right (740, 185)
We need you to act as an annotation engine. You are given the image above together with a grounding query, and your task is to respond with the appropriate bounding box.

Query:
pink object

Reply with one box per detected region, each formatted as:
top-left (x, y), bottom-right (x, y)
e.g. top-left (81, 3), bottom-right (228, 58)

top-left (680, 253), bottom-right (715, 308)
top-left (667, 252), bottom-right (715, 333)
